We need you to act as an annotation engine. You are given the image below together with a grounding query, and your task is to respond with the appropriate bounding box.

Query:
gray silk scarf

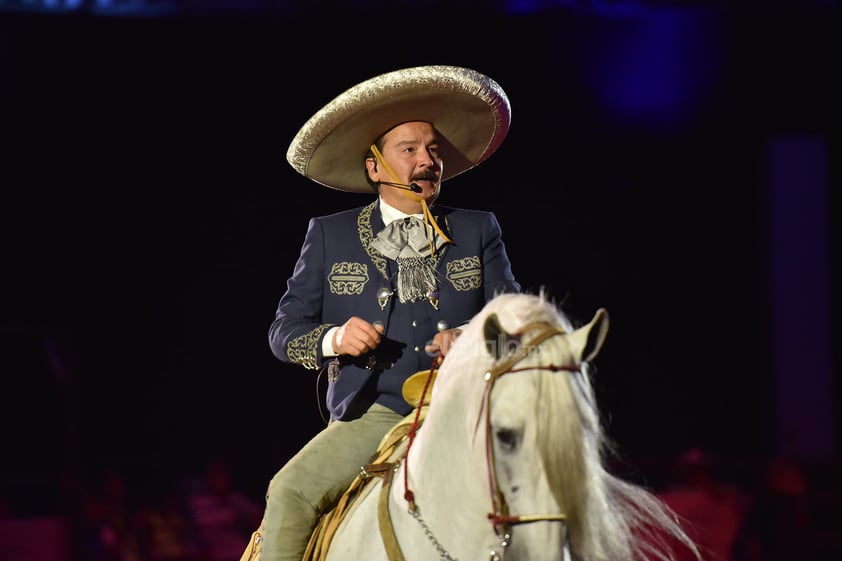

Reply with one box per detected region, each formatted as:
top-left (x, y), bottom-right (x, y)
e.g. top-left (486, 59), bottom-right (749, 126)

top-left (370, 217), bottom-right (446, 304)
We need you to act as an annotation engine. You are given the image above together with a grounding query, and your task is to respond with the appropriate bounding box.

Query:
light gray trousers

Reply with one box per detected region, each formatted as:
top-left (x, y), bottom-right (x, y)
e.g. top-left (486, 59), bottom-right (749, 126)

top-left (260, 403), bottom-right (404, 561)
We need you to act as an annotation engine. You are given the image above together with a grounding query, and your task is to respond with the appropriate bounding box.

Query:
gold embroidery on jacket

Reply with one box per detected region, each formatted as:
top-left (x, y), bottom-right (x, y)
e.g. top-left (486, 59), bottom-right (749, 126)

top-left (328, 262), bottom-right (369, 295)
top-left (287, 324), bottom-right (332, 370)
top-left (359, 202), bottom-right (389, 281)
top-left (446, 256), bottom-right (482, 291)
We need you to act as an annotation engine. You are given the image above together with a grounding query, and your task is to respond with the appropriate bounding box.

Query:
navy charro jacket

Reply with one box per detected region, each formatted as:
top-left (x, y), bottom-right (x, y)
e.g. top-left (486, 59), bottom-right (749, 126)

top-left (268, 200), bottom-right (520, 421)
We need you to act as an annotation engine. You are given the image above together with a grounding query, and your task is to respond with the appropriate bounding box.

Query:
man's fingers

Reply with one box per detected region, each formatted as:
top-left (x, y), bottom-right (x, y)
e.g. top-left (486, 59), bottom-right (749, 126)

top-left (337, 317), bottom-right (382, 356)
top-left (427, 328), bottom-right (462, 358)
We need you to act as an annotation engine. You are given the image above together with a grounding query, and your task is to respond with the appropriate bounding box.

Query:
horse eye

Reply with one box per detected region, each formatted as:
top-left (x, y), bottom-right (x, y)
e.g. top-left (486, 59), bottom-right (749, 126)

top-left (495, 428), bottom-right (521, 452)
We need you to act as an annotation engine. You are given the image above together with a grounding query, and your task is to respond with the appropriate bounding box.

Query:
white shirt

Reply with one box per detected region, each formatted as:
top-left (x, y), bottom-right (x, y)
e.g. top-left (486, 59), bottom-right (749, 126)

top-left (378, 197), bottom-right (425, 226)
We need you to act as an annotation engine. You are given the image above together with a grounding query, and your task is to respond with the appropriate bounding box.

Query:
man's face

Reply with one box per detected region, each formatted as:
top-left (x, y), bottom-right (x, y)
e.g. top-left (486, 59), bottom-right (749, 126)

top-left (369, 121), bottom-right (443, 210)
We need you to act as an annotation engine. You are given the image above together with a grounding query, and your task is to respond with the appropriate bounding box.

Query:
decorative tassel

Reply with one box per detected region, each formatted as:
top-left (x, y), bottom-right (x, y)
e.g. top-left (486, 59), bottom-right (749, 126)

top-left (396, 257), bottom-right (438, 304)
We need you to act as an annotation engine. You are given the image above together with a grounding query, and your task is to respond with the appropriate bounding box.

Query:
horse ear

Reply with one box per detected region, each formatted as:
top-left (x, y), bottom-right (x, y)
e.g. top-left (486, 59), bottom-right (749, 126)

top-left (581, 308), bottom-right (609, 363)
top-left (483, 313), bottom-right (505, 360)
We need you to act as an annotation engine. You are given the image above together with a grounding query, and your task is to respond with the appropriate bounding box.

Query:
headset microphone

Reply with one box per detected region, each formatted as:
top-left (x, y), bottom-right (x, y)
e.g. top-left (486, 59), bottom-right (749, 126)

top-left (379, 181), bottom-right (423, 193)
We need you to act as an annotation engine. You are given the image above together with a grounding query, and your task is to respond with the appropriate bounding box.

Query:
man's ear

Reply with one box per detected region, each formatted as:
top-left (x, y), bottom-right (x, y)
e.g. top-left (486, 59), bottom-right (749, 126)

top-left (365, 157), bottom-right (379, 181)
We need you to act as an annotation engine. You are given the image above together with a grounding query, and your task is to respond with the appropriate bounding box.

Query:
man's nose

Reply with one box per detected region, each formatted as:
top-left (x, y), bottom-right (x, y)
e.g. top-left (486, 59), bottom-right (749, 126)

top-left (419, 152), bottom-right (438, 168)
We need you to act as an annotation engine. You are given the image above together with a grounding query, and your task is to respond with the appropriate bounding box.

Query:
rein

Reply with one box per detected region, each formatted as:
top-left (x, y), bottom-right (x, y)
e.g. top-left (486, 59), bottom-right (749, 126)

top-left (401, 356), bottom-right (440, 512)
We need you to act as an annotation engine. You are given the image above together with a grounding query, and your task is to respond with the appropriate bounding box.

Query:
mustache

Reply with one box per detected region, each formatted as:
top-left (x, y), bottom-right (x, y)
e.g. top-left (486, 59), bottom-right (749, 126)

top-left (411, 172), bottom-right (438, 182)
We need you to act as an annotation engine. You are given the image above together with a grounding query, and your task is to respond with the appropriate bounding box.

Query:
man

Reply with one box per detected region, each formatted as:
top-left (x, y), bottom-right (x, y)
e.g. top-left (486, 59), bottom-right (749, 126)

top-left (260, 65), bottom-right (520, 561)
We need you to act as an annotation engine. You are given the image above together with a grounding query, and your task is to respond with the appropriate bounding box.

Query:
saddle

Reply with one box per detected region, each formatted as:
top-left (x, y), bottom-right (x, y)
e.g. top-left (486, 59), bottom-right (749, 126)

top-left (239, 369), bottom-right (436, 561)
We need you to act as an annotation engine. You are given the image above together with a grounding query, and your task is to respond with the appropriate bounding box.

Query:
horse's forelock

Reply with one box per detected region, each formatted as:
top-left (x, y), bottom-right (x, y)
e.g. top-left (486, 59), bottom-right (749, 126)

top-left (478, 292), bottom-right (567, 334)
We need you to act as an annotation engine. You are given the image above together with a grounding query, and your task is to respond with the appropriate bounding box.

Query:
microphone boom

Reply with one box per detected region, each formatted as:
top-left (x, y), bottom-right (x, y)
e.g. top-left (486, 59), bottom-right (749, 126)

top-left (380, 181), bottom-right (423, 193)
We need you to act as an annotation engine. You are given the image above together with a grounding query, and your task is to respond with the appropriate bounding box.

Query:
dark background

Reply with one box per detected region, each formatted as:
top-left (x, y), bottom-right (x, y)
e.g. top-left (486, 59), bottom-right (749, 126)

top-left (0, 1), bottom-right (838, 510)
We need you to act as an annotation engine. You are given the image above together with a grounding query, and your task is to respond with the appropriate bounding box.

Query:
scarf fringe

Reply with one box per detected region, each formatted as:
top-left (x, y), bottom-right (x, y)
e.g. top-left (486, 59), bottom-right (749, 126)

top-left (396, 257), bottom-right (437, 303)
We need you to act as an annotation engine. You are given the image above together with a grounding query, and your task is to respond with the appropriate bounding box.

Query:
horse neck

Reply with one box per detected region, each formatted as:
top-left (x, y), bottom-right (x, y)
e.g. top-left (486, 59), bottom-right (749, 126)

top-left (398, 386), bottom-right (493, 530)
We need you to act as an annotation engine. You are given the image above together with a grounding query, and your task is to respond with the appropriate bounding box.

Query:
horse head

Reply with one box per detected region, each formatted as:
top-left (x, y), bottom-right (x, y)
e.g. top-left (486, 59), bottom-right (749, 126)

top-left (346, 293), bottom-right (700, 561)
top-left (477, 299), bottom-right (610, 560)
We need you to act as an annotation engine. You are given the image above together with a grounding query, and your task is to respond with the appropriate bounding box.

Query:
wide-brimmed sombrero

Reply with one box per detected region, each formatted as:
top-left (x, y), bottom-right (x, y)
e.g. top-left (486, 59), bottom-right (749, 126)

top-left (286, 65), bottom-right (511, 193)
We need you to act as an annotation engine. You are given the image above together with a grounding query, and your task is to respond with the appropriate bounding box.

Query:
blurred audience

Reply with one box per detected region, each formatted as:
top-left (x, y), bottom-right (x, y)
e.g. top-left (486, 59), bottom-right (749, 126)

top-left (657, 448), bottom-right (751, 561)
top-left (77, 468), bottom-right (141, 561)
top-left (731, 455), bottom-right (815, 561)
top-left (132, 484), bottom-right (196, 561)
top-left (3, 450), bottom-right (836, 561)
top-left (182, 459), bottom-right (262, 561)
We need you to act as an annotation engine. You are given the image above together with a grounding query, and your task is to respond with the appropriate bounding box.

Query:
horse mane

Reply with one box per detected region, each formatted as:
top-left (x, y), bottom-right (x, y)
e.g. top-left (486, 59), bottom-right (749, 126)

top-left (467, 290), bottom-right (700, 561)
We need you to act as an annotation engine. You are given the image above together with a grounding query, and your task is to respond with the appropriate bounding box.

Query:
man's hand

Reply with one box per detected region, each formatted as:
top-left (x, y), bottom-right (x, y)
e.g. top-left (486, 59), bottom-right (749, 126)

top-left (332, 316), bottom-right (384, 356)
top-left (425, 328), bottom-right (462, 359)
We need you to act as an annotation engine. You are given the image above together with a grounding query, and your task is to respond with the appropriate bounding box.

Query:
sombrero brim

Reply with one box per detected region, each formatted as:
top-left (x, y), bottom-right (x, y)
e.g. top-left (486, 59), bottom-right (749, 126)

top-left (286, 65), bottom-right (511, 193)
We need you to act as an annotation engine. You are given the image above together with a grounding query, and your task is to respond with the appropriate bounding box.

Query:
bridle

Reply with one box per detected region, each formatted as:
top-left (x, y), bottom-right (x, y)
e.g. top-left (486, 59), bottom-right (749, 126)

top-left (478, 320), bottom-right (578, 539)
top-left (397, 320), bottom-right (578, 561)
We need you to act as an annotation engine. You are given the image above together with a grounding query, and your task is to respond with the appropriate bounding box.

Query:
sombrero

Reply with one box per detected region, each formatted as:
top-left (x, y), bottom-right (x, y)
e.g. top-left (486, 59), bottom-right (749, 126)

top-left (286, 65), bottom-right (511, 193)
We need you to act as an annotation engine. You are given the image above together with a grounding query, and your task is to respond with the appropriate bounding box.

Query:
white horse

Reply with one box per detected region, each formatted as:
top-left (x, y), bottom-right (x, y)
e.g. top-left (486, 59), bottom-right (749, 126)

top-left (307, 292), bottom-right (700, 561)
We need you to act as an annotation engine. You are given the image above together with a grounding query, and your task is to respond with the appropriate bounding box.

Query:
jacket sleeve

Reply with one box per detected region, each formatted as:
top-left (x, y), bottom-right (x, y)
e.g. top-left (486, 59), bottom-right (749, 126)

top-left (482, 212), bottom-right (521, 300)
top-left (268, 217), bottom-right (335, 370)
